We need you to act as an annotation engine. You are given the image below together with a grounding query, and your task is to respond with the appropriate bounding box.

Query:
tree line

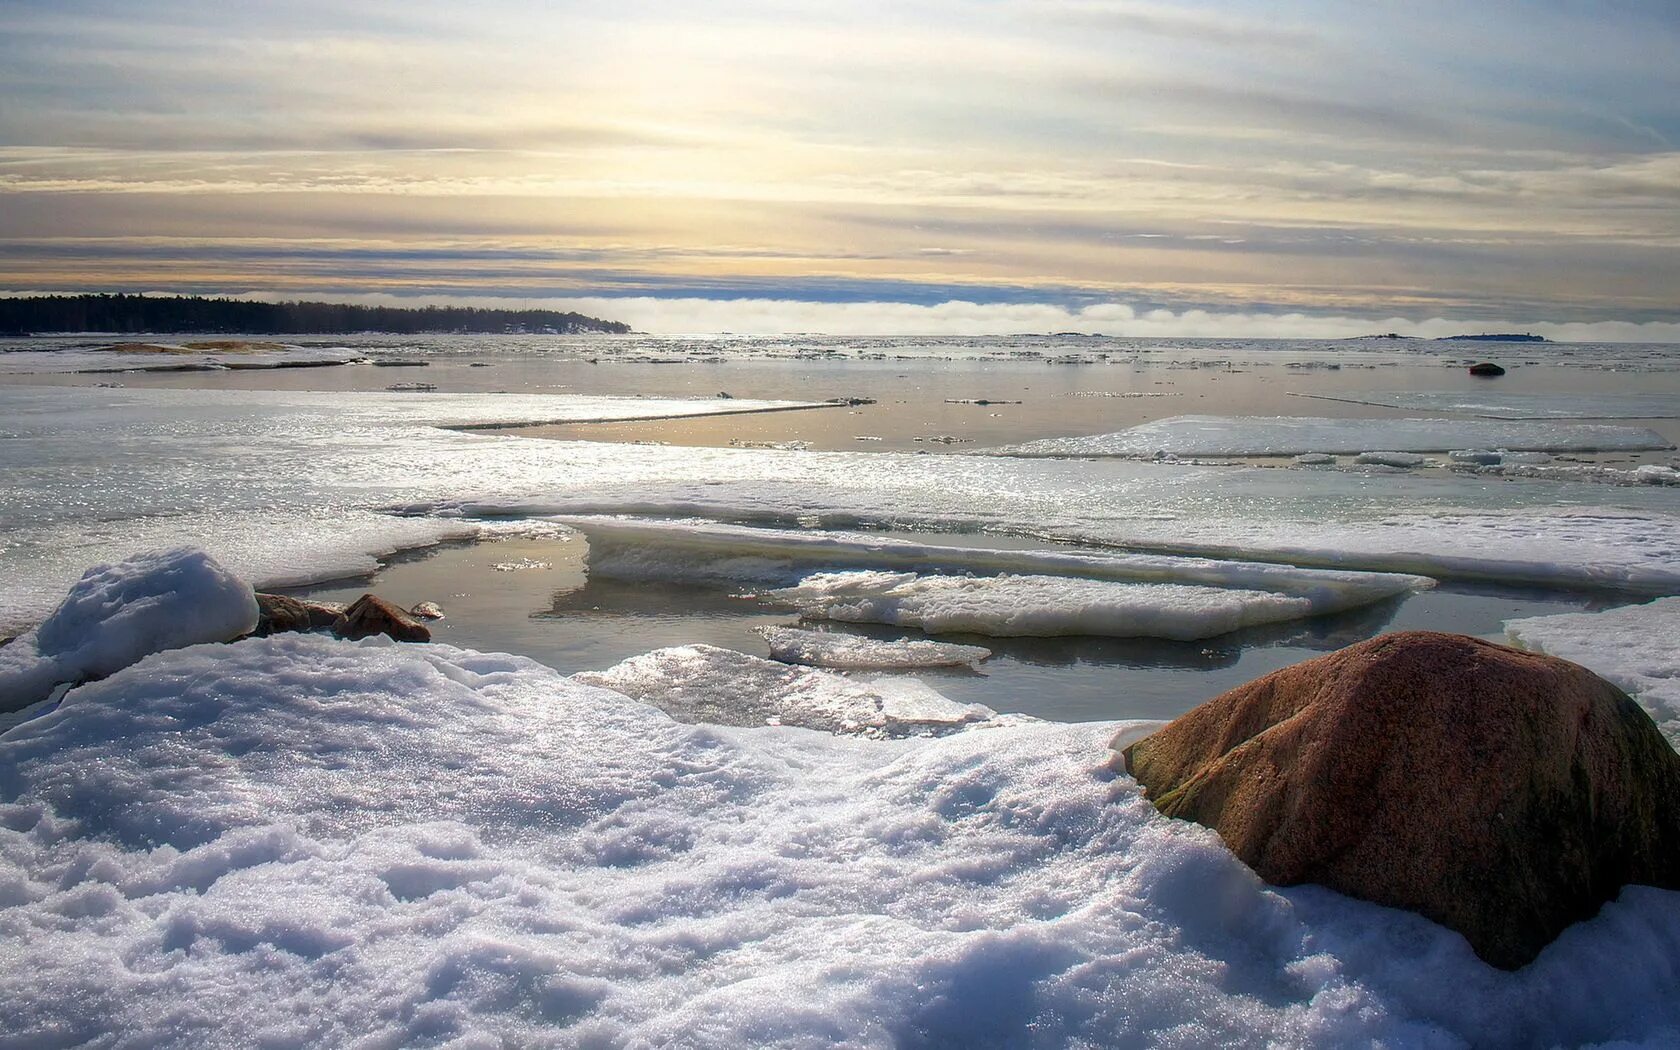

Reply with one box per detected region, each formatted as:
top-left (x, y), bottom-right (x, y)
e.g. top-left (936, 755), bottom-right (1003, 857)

top-left (0, 294), bottom-right (631, 335)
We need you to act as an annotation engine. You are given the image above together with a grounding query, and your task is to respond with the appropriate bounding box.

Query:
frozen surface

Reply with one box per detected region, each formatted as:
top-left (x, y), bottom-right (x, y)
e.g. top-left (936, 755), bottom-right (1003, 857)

top-left (1296, 391), bottom-right (1680, 420)
top-left (4, 385), bottom-right (1680, 639)
top-left (1506, 597), bottom-right (1680, 750)
top-left (3, 635), bottom-right (1680, 1046)
top-left (565, 517), bottom-right (1431, 612)
top-left (0, 549), bottom-right (256, 708)
top-left (574, 643), bottom-right (995, 736)
top-left (757, 625), bottom-right (991, 669)
top-left (770, 570), bottom-right (1318, 640)
top-left (986, 415), bottom-right (1674, 457)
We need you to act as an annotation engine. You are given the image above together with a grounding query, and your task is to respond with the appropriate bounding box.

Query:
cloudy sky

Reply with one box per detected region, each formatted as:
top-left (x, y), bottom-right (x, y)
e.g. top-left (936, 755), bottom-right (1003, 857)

top-left (1, 0), bottom-right (1676, 336)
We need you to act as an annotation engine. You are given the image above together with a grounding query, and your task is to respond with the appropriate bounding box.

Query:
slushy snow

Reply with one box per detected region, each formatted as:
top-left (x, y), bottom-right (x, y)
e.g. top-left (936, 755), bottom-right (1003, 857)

top-left (1507, 597), bottom-right (1680, 750)
top-left (3, 635), bottom-right (1679, 1047)
top-left (986, 415), bottom-right (1674, 457)
top-left (770, 570), bottom-right (1320, 640)
top-left (757, 625), bottom-right (992, 669)
top-left (0, 548), bottom-right (256, 708)
top-left (574, 643), bottom-right (995, 736)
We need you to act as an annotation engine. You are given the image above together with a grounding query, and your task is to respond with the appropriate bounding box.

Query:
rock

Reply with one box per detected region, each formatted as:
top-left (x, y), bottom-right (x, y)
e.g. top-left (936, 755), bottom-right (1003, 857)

top-left (1468, 362), bottom-right (1506, 376)
top-left (409, 601), bottom-right (445, 620)
top-left (254, 593), bottom-right (345, 635)
top-left (1117, 631), bottom-right (1680, 969)
top-left (332, 594), bottom-right (432, 643)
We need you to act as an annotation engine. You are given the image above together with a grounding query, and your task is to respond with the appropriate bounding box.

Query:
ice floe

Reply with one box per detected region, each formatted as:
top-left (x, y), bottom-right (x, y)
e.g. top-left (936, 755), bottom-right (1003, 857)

top-left (574, 643), bottom-right (995, 735)
top-left (757, 626), bottom-right (991, 669)
top-left (1507, 597), bottom-right (1680, 750)
top-left (566, 517), bottom-right (1431, 616)
top-left (3, 634), bottom-right (1679, 1046)
top-left (984, 415), bottom-right (1674, 457)
top-left (0, 548), bottom-right (255, 708)
top-left (769, 570), bottom-right (1321, 640)
top-left (1295, 391), bottom-right (1680, 420)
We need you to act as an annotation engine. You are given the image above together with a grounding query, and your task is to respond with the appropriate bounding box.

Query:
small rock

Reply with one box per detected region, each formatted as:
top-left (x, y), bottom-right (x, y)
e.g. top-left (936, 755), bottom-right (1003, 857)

top-left (1469, 362), bottom-right (1506, 377)
top-left (332, 594), bottom-right (432, 643)
top-left (409, 601), bottom-right (445, 620)
top-left (254, 593), bottom-right (345, 635)
top-left (1116, 631), bottom-right (1680, 969)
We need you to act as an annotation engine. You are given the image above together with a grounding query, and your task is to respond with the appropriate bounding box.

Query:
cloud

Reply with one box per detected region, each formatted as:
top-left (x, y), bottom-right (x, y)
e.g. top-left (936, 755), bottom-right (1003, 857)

top-left (130, 289), bottom-right (1680, 343)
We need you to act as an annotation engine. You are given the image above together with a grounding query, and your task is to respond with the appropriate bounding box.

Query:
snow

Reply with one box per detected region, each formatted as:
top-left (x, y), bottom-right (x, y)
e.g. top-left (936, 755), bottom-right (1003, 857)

top-left (3, 634), bottom-right (1679, 1046)
top-left (769, 570), bottom-right (1321, 640)
top-left (1295, 391), bottom-right (1680, 420)
top-left (986, 415), bottom-right (1674, 457)
top-left (1506, 597), bottom-right (1680, 749)
top-left (757, 625), bottom-right (992, 669)
top-left (0, 548), bottom-right (256, 709)
top-left (574, 643), bottom-right (996, 736)
top-left (565, 516), bottom-right (1432, 615)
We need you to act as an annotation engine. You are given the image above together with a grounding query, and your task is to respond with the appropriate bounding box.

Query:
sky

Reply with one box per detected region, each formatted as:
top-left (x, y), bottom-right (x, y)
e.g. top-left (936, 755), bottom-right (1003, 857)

top-left (1, 0), bottom-right (1677, 337)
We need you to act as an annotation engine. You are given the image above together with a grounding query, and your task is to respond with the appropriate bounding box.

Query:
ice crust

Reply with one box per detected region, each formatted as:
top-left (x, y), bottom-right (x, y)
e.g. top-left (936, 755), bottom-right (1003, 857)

top-left (1507, 597), bottom-right (1680, 750)
top-left (565, 516), bottom-right (1432, 614)
top-left (1296, 391), bottom-right (1680, 420)
top-left (4, 385), bottom-right (1680, 639)
top-left (757, 626), bottom-right (992, 669)
top-left (0, 548), bottom-right (256, 708)
top-left (3, 635), bottom-right (1679, 1046)
top-left (986, 415), bottom-right (1675, 457)
top-left (771, 570), bottom-right (1319, 640)
top-left (574, 643), bottom-right (995, 735)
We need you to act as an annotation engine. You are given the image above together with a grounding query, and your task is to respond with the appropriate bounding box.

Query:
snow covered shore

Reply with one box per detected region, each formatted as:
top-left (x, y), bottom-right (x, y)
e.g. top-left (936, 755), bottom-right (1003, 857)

top-left (5, 632), bottom-right (1680, 1047)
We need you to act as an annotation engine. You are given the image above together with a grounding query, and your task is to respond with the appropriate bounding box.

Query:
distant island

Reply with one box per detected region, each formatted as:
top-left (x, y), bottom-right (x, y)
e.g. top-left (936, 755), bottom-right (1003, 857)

top-left (0, 294), bottom-right (631, 336)
top-left (1436, 333), bottom-right (1549, 343)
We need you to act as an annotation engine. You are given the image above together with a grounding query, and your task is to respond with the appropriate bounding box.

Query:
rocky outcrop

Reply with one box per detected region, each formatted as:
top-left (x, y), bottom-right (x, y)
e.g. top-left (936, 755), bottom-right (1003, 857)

top-left (332, 594), bottom-right (432, 643)
top-left (1117, 631), bottom-right (1680, 969)
top-left (1468, 362), bottom-right (1506, 376)
top-left (253, 593), bottom-right (344, 635)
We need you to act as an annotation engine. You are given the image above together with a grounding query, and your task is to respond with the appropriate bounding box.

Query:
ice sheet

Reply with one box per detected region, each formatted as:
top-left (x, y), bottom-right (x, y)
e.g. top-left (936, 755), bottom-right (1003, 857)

top-left (985, 415), bottom-right (1675, 457)
top-left (3, 635), bottom-right (1678, 1046)
top-left (1295, 391), bottom-right (1680, 420)
top-left (769, 570), bottom-right (1319, 640)
top-left (757, 626), bottom-right (992, 669)
top-left (1506, 597), bottom-right (1680, 750)
top-left (574, 643), bottom-right (995, 735)
top-left (563, 517), bottom-right (1432, 612)
top-left (4, 385), bottom-right (1680, 640)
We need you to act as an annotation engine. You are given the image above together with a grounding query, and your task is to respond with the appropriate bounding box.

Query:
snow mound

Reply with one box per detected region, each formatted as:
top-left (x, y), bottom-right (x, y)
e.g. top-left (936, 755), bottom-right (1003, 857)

top-left (770, 570), bottom-right (1319, 641)
top-left (758, 626), bottom-right (992, 669)
top-left (984, 415), bottom-right (1674, 457)
top-left (566, 517), bottom-right (1432, 614)
top-left (3, 635), bottom-right (1679, 1046)
top-left (1507, 597), bottom-right (1680, 750)
top-left (575, 643), bottom-right (995, 736)
top-left (0, 548), bottom-right (256, 709)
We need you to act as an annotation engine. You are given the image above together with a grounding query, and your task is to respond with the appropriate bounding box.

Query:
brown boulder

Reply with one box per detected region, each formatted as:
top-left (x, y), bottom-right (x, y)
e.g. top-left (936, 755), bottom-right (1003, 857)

top-left (253, 593), bottom-right (345, 635)
top-left (332, 594), bottom-right (432, 643)
top-left (1117, 630), bottom-right (1680, 969)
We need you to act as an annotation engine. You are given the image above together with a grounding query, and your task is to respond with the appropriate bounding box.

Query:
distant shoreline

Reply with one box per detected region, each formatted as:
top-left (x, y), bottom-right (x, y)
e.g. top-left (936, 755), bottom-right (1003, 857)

top-left (0, 294), bottom-right (631, 337)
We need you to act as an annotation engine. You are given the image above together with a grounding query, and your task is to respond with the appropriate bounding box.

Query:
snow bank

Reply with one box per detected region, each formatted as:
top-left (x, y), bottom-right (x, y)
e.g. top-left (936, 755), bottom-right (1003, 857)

top-left (0, 548), bottom-right (256, 709)
top-left (985, 415), bottom-right (1674, 457)
top-left (565, 517), bottom-right (1432, 614)
top-left (1507, 597), bottom-right (1680, 750)
top-left (757, 625), bottom-right (992, 669)
top-left (770, 570), bottom-right (1319, 640)
top-left (575, 643), bottom-right (995, 736)
top-left (3, 636), bottom-right (1679, 1046)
